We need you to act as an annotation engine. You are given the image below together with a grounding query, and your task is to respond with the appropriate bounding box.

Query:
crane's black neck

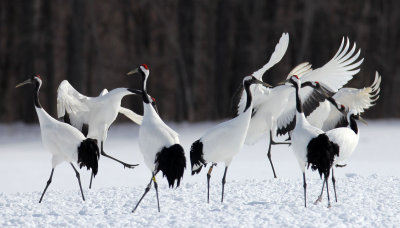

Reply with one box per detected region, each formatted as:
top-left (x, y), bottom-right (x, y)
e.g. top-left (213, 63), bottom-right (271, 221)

top-left (140, 72), bottom-right (150, 104)
top-left (295, 85), bottom-right (303, 113)
top-left (243, 81), bottom-right (253, 112)
top-left (349, 115), bottom-right (358, 134)
top-left (34, 80), bottom-right (42, 108)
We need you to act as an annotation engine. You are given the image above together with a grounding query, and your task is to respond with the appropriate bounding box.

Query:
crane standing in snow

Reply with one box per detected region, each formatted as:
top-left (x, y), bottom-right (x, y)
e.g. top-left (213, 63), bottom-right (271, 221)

top-left (288, 75), bottom-right (339, 208)
top-left (127, 64), bottom-right (186, 213)
top-left (314, 107), bottom-right (367, 205)
top-left (190, 75), bottom-right (271, 203)
top-left (57, 79), bottom-right (151, 188)
top-left (16, 75), bottom-right (100, 203)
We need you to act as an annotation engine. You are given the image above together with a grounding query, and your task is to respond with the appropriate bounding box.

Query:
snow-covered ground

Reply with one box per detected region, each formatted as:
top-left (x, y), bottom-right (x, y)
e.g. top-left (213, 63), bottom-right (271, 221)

top-left (0, 120), bottom-right (399, 227)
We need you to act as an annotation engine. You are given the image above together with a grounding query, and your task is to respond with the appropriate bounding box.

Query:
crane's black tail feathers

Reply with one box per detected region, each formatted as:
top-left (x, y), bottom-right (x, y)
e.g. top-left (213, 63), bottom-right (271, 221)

top-left (307, 134), bottom-right (339, 178)
top-left (155, 144), bottom-right (186, 188)
top-left (77, 138), bottom-right (100, 176)
top-left (190, 140), bottom-right (206, 175)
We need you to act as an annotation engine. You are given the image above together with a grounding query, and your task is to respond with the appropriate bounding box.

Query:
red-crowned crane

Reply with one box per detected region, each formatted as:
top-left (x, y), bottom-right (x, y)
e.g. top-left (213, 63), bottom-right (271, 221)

top-left (314, 107), bottom-right (367, 205)
top-left (234, 36), bottom-right (363, 178)
top-left (57, 79), bottom-right (154, 188)
top-left (16, 75), bottom-right (100, 203)
top-left (127, 64), bottom-right (186, 213)
top-left (288, 75), bottom-right (339, 208)
top-left (190, 76), bottom-right (271, 203)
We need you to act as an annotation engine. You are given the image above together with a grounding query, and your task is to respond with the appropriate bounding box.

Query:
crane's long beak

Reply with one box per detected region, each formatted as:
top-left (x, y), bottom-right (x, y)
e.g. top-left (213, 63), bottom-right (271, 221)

top-left (126, 68), bottom-right (139, 76)
top-left (15, 79), bottom-right (32, 88)
top-left (277, 79), bottom-right (289, 86)
top-left (358, 116), bottom-right (368, 125)
top-left (259, 81), bottom-right (272, 88)
top-left (251, 78), bottom-right (271, 88)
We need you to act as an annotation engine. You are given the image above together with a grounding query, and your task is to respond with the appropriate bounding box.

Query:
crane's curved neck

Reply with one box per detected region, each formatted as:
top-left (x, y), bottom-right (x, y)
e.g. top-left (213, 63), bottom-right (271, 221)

top-left (34, 80), bottom-right (42, 108)
top-left (349, 115), bottom-right (358, 134)
top-left (295, 84), bottom-right (303, 114)
top-left (141, 73), bottom-right (150, 104)
top-left (243, 82), bottom-right (253, 112)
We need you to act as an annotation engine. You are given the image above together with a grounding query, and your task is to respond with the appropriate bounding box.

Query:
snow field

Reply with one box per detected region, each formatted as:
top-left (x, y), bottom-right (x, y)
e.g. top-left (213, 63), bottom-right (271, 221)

top-left (0, 120), bottom-right (399, 227)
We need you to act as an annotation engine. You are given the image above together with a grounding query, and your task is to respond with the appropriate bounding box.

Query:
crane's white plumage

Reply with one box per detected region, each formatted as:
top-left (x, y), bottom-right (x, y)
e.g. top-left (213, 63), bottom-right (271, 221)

top-left (234, 36), bottom-right (363, 178)
top-left (237, 33), bottom-right (289, 115)
top-left (326, 112), bottom-right (360, 165)
top-left (252, 32), bottom-right (289, 80)
top-left (198, 104), bottom-right (252, 166)
top-left (307, 71), bottom-right (381, 131)
top-left (57, 80), bottom-right (142, 132)
top-left (129, 64), bottom-right (186, 213)
top-left (238, 36), bottom-right (362, 144)
top-left (118, 107), bottom-right (143, 125)
top-left (139, 104), bottom-right (180, 171)
top-left (286, 62), bottom-right (313, 79)
top-left (300, 38), bottom-right (363, 92)
top-left (191, 76), bottom-right (269, 203)
top-left (37, 108), bottom-right (85, 166)
top-left (57, 80), bottom-right (89, 118)
top-left (16, 75), bottom-right (99, 203)
top-left (288, 75), bottom-right (338, 208)
top-left (275, 38), bottom-right (363, 134)
top-left (314, 109), bottom-right (362, 205)
top-left (100, 88), bottom-right (143, 125)
top-left (57, 80), bottom-right (142, 184)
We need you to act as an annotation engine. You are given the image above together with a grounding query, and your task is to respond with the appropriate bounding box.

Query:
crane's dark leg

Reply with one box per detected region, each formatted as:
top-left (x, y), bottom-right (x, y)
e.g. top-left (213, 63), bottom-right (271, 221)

top-left (325, 173), bottom-right (331, 208)
top-left (101, 141), bottom-right (139, 169)
top-left (267, 131), bottom-right (291, 178)
top-left (71, 163), bottom-right (85, 201)
top-left (332, 168), bottom-right (337, 202)
top-left (267, 131), bottom-right (277, 178)
top-left (39, 168), bottom-right (55, 203)
top-left (153, 175), bottom-right (160, 212)
top-left (132, 175), bottom-right (153, 213)
top-left (89, 172), bottom-right (94, 189)
top-left (207, 163), bottom-right (216, 203)
top-left (303, 172), bottom-right (307, 207)
top-left (314, 179), bottom-right (325, 204)
top-left (221, 166), bottom-right (228, 203)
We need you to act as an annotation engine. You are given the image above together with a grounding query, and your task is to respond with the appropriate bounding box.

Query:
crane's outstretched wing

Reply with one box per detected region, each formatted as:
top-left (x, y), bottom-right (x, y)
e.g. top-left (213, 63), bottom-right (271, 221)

top-left (235, 33), bottom-right (289, 115)
top-left (274, 38), bottom-right (364, 135)
top-left (252, 32), bottom-right (289, 80)
top-left (322, 72), bottom-right (381, 131)
top-left (301, 37), bottom-right (363, 92)
top-left (57, 80), bottom-right (92, 132)
top-left (119, 107), bottom-right (143, 125)
top-left (57, 80), bottom-right (90, 118)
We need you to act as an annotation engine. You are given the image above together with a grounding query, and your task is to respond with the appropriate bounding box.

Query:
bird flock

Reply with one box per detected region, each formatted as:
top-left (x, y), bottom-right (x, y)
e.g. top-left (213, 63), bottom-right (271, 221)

top-left (15, 32), bottom-right (381, 212)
